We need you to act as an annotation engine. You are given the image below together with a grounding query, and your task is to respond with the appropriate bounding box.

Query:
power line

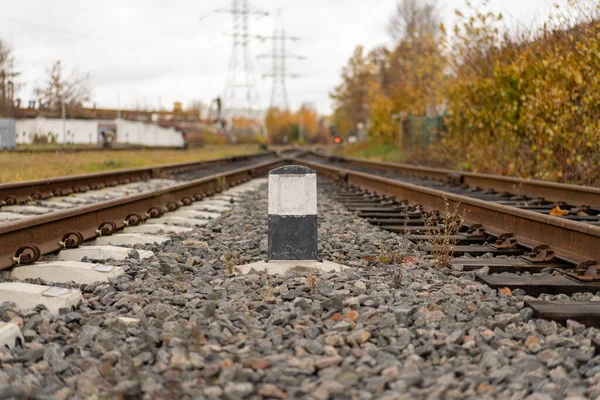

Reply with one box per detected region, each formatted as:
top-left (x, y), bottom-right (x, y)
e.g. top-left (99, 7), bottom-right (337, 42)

top-left (0, 14), bottom-right (120, 44)
top-left (257, 11), bottom-right (306, 111)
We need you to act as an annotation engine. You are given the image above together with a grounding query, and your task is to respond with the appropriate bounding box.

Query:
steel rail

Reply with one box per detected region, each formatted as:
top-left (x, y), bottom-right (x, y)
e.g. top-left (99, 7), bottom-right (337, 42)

top-left (0, 151), bottom-right (275, 205)
top-left (291, 157), bottom-right (600, 264)
top-left (310, 151), bottom-right (600, 207)
top-left (0, 158), bottom-right (286, 270)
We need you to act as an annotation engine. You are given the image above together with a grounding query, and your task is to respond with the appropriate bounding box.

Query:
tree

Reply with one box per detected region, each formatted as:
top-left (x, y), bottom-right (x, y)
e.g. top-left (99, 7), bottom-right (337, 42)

top-left (34, 60), bottom-right (91, 110)
top-left (265, 107), bottom-right (294, 144)
top-left (297, 103), bottom-right (319, 142)
top-left (387, 0), bottom-right (440, 42)
top-left (265, 105), bottom-right (320, 144)
top-left (329, 46), bottom-right (378, 136)
top-left (330, 0), bottom-right (446, 142)
top-left (187, 100), bottom-right (205, 118)
top-left (384, 0), bottom-right (445, 116)
top-left (0, 39), bottom-right (20, 117)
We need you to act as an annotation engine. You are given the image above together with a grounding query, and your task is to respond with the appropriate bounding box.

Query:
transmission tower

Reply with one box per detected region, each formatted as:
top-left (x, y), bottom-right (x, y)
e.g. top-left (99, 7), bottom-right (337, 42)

top-left (257, 14), bottom-right (305, 111)
top-left (221, 0), bottom-right (267, 124)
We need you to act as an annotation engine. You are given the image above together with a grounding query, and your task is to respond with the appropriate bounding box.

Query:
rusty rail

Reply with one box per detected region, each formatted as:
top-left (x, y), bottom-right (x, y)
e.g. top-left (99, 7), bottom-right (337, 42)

top-left (309, 151), bottom-right (600, 207)
top-left (0, 151), bottom-right (275, 205)
top-left (0, 158), bottom-right (285, 270)
top-left (291, 157), bottom-right (600, 264)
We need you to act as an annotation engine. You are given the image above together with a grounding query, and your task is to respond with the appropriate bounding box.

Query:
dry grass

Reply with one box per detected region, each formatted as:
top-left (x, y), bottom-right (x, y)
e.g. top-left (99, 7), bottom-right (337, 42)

top-left (421, 197), bottom-right (464, 268)
top-left (223, 252), bottom-right (242, 276)
top-left (261, 277), bottom-right (276, 304)
top-left (306, 274), bottom-right (318, 291)
top-left (0, 145), bottom-right (262, 183)
top-left (326, 141), bottom-right (409, 163)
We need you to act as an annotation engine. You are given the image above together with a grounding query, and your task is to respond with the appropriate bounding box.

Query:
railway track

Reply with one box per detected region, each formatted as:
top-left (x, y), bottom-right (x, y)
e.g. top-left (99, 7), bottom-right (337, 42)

top-left (310, 150), bottom-right (600, 207)
top-left (289, 152), bottom-right (600, 328)
top-left (0, 151), bottom-right (289, 270)
top-left (1, 149), bottom-right (600, 398)
top-left (298, 151), bottom-right (600, 260)
top-left (0, 151), bottom-right (278, 205)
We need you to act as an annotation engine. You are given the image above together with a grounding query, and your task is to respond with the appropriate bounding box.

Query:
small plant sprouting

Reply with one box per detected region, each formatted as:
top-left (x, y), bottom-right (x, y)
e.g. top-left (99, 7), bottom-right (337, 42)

top-left (261, 277), bottom-right (276, 304)
top-left (377, 246), bottom-right (415, 265)
top-left (217, 176), bottom-right (228, 192)
top-left (371, 247), bottom-right (412, 289)
top-left (306, 274), bottom-right (318, 291)
top-left (224, 252), bottom-right (241, 276)
top-left (421, 196), bottom-right (464, 269)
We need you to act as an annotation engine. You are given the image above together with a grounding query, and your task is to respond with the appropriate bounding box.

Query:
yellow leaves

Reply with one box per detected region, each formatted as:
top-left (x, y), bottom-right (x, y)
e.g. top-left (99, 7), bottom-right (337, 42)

top-left (443, 5), bottom-right (600, 185)
top-left (550, 206), bottom-right (569, 217)
top-left (265, 106), bottom-right (319, 144)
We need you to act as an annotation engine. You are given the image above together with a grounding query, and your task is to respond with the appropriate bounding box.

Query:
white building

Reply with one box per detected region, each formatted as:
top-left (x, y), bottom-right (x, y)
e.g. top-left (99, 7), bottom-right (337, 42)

top-left (15, 117), bottom-right (184, 147)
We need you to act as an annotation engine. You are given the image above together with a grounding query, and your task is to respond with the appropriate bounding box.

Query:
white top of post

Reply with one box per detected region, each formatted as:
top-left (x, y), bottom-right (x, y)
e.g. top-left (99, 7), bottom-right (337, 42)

top-left (268, 166), bottom-right (317, 216)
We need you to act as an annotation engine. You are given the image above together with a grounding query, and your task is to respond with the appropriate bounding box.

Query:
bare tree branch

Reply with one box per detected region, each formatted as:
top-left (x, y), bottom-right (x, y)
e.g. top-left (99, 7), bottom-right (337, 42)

top-left (34, 60), bottom-right (92, 110)
top-left (0, 39), bottom-right (21, 116)
top-left (387, 0), bottom-right (441, 42)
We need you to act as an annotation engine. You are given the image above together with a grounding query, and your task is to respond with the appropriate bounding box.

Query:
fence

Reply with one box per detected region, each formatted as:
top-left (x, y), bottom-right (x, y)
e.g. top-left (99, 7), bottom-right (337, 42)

top-left (400, 114), bottom-right (446, 152)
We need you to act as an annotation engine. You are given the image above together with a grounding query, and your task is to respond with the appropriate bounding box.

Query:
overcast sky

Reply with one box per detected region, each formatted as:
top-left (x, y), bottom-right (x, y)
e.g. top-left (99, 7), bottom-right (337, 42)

top-left (0, 0), bottom-right (555, 114)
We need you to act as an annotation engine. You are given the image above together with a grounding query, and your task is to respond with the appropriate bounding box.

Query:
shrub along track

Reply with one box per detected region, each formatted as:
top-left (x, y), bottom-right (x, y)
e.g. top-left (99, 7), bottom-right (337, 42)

top-left (293, 152), bottom-right (600, 329)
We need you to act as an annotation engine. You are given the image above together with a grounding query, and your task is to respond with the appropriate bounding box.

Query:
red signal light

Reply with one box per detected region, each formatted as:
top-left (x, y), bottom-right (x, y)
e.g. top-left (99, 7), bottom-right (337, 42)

top-left (334, 136), bottom-right (341, 144)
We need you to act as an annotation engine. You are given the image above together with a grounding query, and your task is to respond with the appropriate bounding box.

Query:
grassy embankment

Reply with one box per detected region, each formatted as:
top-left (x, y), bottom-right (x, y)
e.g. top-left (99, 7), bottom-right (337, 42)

top-left (0, 144), bottom-right (263, 183)
top-left (329, 141), bottom-right (408, 163)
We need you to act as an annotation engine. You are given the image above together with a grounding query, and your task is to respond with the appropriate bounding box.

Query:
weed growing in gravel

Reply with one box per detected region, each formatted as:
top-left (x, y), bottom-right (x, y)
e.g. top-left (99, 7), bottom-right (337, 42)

top-left (223, 252), bottom-right (241, 276)
top-left (306, 274), bottom-right (318, 291)
top-left (216, 176), bottom-right (228, 192)
top-left (364, 247), bottom-right (413, 289)
top-left (172, 265), bottom-right (183, 280)
top-left (421, 196), bottom-right (464, 268)
top-left (377, 246), bottom-right (416, 266)
top-left (384, 207), bottom-right (417, 265)
top-left (261, 277), bottom-right (276, 303)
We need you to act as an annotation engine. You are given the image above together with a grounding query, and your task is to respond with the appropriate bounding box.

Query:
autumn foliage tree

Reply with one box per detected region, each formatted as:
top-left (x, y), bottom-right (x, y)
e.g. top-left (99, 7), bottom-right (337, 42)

top-left (330, 0), bottom-right (445, 142)
top-left (265, 104), bottom-right (318, 144)
top-left (329, 46), bottom-right (378, 137)
top-left (332, 0), bottom-right (600, 185)
top-left (443, 0), bottom-right (600, 185)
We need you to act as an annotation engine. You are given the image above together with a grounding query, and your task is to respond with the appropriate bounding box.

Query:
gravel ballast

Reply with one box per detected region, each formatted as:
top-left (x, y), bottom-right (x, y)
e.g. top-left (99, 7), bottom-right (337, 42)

top-left (0, 178), bottom-right (599, 399)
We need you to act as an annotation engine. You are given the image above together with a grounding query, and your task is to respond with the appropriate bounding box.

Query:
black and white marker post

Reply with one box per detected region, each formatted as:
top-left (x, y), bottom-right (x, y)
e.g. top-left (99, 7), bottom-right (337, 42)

top-left (268, 166), bottom-right (318, 261)
top-left (239, 165), bottom-right (346, 274)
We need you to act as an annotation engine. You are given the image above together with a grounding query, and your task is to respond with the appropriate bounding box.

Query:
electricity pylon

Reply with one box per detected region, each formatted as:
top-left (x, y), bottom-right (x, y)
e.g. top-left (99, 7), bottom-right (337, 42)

top-left (221, 0), bottom-right (267, 124)
top-left (257, 12), bottom-right (305, 111)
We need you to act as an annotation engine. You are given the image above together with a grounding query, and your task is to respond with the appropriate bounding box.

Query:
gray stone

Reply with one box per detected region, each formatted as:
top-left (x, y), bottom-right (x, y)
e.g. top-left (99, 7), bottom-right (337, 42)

top-left (224, 382), bottom-right (254, 399)
top-left (321, 298), bottom-right (343, 312)
top-left (43, 345), bottom-right (70, 374)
